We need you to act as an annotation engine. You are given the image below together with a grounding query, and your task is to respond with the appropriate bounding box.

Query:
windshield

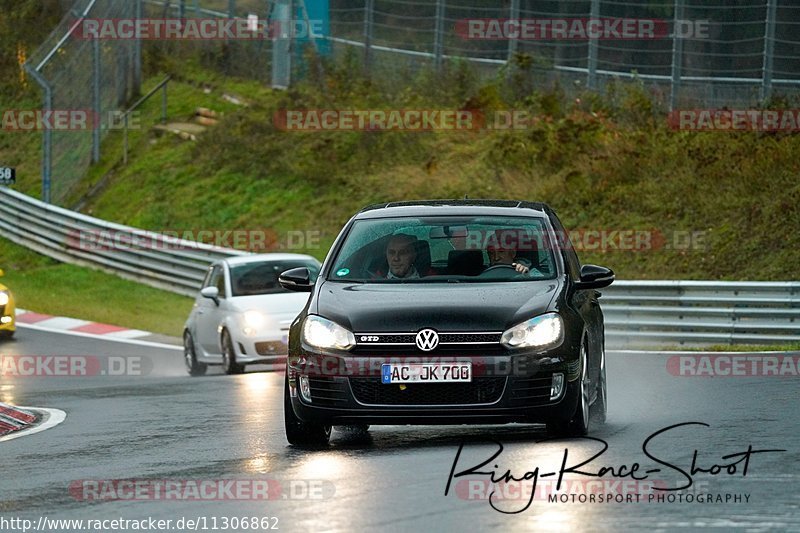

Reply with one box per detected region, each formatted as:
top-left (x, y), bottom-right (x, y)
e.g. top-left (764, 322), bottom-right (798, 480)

top-left (230, 260), bottom-right (320, 296)
top-left (328, 216), bottom-right (558, 283)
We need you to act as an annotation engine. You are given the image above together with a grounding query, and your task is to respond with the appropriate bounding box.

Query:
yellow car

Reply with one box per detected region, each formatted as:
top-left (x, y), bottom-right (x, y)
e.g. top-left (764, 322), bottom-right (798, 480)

top-left (0, 268), bottom-right (15, 339)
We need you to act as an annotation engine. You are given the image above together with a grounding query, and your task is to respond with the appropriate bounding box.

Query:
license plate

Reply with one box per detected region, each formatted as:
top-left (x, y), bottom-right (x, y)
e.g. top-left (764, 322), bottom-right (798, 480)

top-left (381, 363), bottom-right (472, 384)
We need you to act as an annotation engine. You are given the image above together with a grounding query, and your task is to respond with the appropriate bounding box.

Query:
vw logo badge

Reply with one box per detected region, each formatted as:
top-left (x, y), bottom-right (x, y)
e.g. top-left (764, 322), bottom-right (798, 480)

top-left (415, 329), bottom-right (439, 351)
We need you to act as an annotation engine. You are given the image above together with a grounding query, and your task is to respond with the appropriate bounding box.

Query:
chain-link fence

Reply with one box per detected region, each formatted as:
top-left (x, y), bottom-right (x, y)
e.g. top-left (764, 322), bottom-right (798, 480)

top-left (24, 0), bottom-right (800, 205)
top-left (330, 0), bottom-right (800, 108)
top-left (25, 0), bottom-right (141, 205)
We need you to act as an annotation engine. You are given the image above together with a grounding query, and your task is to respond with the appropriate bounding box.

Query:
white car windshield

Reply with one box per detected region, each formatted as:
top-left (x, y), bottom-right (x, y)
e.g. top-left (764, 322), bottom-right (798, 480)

top-left (230, 260), bottom-right (320, 296)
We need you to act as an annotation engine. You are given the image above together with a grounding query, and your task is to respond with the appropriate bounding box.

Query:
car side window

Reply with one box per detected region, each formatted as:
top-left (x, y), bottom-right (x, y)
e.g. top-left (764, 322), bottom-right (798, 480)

top-left (207, 265), bottom-right (227, 298)
top-left (201, 266), bottom-right (214, 289)
top-left (547, 212), bottom-right (581, 280)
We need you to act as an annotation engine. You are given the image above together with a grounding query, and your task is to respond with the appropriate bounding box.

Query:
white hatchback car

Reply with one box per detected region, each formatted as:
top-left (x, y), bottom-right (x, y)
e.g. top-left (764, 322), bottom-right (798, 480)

top-left (184, 254), bottom-right (321, 375)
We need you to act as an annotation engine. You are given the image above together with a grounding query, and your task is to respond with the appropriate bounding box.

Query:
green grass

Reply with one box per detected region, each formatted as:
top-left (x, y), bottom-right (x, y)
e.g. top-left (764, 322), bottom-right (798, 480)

top-left (2, 52), bottom-right (800, 338)
top-left (0, 238), bottom-right (193, 337)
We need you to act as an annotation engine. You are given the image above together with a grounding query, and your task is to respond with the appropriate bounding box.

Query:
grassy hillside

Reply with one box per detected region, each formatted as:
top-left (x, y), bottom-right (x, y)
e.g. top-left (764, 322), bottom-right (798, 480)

top-left (75, 56), bottom-right (799, 280)
top-left (2, 47), bottom-right (799, 337)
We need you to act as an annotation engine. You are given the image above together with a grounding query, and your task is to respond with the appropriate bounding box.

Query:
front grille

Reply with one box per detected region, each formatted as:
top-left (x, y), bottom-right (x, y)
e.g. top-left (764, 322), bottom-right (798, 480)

top-left (255, 341), bottom-right (287, 356)
top-left (509, 375), bottom-right (553, 407)
top-left (349, 377), bottom-right (506, 406)
top-left (307, 377), bottom-right (349, 407)
top-left (352, 331), bottom-right (503, 355)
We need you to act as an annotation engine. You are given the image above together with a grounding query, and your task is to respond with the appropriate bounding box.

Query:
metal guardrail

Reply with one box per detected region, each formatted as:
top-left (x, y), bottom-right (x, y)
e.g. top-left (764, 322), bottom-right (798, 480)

top-left (0, 187), bottom-right (249, 297)
top-left (601, 281), bottom-right (800, 348)
top-left (1, 187), bottom-right (798, 346)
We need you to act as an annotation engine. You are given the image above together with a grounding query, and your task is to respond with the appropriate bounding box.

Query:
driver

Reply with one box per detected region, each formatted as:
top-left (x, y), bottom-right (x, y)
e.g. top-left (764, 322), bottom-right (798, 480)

top-left (485, 230), bottom-right (540, 275)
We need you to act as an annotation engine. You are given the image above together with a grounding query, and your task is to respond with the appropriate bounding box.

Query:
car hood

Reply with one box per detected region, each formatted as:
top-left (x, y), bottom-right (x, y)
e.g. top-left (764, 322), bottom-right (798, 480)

top-left (231, 292), bottom-right (311, 316)
top-left (315, 280), bottom-right (560, 332)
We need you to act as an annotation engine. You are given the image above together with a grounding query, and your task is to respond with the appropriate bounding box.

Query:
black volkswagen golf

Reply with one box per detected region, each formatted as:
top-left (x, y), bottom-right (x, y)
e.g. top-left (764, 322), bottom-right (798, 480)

top-left (279, 200), bottom-right (614, 446)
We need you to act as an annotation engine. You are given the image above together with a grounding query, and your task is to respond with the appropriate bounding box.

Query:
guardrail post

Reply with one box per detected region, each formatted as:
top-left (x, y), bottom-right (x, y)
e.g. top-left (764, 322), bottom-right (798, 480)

top-left (92, 36), bottom-right (101, 164)
top-left (761, 0), bottom-right (777, 102)
top-left (670, 0), bottom-right (684, 111)
top-left (363, 0), bottom-right (374, 71)
top-left (434, 0), bottom-right (445, 71)
top-left (228, 0), bottom-right (236, 18)
top-left (507, 0), bottom-right (520, 63)
top-left (179, 0), bottom-right (186, 19)
top-left (587, 0), bottom-right (600, 89)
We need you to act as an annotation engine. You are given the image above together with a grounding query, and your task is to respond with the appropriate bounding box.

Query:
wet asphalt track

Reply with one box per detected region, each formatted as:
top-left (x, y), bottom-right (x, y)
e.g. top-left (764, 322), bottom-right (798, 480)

top-left (0, 328), bottom-right (798, 533)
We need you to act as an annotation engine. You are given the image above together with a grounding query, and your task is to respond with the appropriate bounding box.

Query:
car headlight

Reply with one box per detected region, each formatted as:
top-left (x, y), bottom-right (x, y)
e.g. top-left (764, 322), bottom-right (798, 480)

top-left (501, 313), bottom-right (564, 350)
top-left (243, 310), bottom-right (267, 329)
top-left (0, 291), bottom-right (8, 306)
top-left (302, 315), bottom-right (356, 351)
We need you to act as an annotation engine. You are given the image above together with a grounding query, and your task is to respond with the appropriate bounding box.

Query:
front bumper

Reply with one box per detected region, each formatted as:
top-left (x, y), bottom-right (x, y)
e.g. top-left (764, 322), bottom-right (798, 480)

top-left (287, 351), bottom-right (580, 425)
top-left (0, 298), bottom-right (15, 333)
top-left (233, 333), bottom-right (289, 364)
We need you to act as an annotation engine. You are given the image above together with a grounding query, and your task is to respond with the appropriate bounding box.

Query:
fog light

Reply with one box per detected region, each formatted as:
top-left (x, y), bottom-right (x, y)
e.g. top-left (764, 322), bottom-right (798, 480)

top-left (550, 373), bottom-right (565, 400)
top-left (298, 375), bottom-right (311, 403)
top-left (0, 316), bottom-right (11, 324)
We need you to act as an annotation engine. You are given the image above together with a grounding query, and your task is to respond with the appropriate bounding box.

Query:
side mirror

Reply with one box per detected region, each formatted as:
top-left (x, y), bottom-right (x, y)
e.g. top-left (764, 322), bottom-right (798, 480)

top-left (200, 286), bottom-right (220, 305)
top-left (279, 267), bottom-right (314, 292)
top-left (575, 264), bottom-right (615, 290)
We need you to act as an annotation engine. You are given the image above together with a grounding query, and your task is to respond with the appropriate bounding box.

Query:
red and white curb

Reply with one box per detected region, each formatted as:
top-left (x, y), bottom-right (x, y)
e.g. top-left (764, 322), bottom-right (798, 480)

top-left (0, 402), bottom-right (66, 442)
top-left (14, 308), bottom-right (181, 350)
top-left (16, 308), bottom-right (151, 339)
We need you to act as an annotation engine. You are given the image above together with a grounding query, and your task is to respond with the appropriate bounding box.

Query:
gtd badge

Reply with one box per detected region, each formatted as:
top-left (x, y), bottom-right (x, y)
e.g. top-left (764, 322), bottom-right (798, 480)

top-left (415, 329), bottom-right (439, 351)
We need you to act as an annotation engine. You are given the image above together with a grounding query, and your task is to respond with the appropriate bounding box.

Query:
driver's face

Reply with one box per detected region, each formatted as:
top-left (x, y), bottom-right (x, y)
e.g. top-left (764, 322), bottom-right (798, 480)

top-left (488, 248), bottom-right (515, 265)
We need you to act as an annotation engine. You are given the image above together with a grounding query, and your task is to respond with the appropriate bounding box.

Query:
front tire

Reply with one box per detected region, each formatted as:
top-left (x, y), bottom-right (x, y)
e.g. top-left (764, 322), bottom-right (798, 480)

top-left (0, 330), bottom-right (15, 340)
top-left (548, 341), bottom-right (590, 437)
top-left (221, 329), bottom-right (244, 375)
top-left (184, 331), bottom-right (207, 376)
top-left (284, 373), bottom-right (332, 447)
top-left (592, 346), bottom-right (608, 426)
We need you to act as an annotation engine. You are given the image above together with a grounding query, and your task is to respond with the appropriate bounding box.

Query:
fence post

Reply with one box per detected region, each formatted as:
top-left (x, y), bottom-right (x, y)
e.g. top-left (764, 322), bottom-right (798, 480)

top-left (162, 83), bottom-right (168, 123)
top-left (179, 0), bottom-right (186, 19)
top-left (587, 0), bottom-right (600, 89)
top-left (670, 0), bottom-right (684, 111)
top-left (434, 0), bottom-right (445, 70)
top-left (26, 66), bottom-right (52, 203)
top-left (133, 0), bottom-right (142, 95)
top-left (363, 0), bottom-right (374, 71)
top-left (92, 37), bottom-right (101, 164)
top-left (761, 0), bottom-right (777, 102)
top-left (228, 0), bottom-right (236, 18)
top-left (507, 0), bottom-right (520, 63)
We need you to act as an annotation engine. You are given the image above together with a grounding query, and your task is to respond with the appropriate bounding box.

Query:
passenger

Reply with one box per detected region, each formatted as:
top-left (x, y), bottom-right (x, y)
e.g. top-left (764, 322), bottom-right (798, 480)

top-left (383, 234), bottom-right (419, 279)
top-left (373, 234), bottom-right (434, 279)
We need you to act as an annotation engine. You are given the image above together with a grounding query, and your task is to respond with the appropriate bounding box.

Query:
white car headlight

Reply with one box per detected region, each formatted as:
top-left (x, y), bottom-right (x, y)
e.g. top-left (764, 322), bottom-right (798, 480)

top-left (0, 292), bottom-right (8, 306)
top-left (243, 310), bottom-right (267, 329)
top-left (302, 315), bottom-right (356, 351)
top-left (501, 313), bottom-right (564, 350)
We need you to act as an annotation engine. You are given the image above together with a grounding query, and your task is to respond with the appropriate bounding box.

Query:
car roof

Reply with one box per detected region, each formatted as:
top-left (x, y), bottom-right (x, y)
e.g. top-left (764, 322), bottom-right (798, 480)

top-left (222, 253), bottom-right (320, 267)
top-left (355, 199), bottom-right (551, 219)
